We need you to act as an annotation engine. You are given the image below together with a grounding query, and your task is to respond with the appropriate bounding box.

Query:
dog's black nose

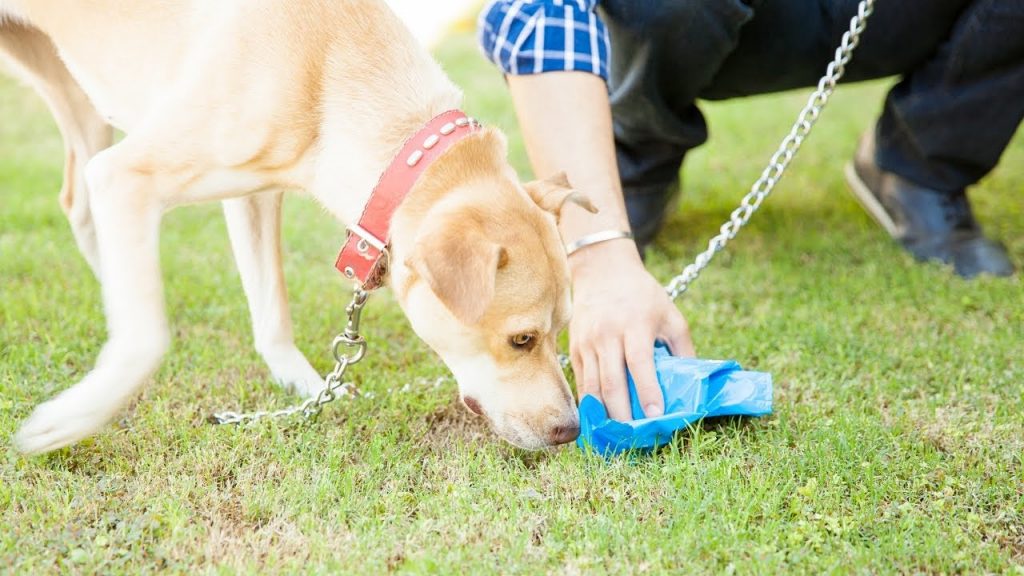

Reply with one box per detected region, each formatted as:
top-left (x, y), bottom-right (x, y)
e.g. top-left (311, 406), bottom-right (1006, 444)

top-left (548, 421), bottom-right (580, 445)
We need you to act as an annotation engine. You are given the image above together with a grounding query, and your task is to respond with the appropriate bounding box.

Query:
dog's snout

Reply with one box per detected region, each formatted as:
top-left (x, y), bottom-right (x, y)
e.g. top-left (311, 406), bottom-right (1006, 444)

top-left (548, 420), bottom-right (580, 445)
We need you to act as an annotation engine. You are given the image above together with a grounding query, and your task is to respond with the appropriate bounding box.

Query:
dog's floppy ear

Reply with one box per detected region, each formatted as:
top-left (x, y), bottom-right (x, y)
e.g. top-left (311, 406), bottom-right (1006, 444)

top-left (525, 172), bottom-right (598, 219)
top-left (405, 222), bottom-right (505, 325)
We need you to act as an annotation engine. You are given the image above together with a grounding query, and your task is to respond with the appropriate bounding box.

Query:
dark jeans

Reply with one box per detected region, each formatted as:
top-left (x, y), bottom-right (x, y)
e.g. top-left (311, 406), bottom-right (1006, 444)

top-left (600, 0), bottom-right (1024, 244)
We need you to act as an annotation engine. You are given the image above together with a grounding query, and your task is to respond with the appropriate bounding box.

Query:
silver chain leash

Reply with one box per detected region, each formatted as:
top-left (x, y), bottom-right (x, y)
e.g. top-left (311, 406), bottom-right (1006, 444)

top-left (665, 0), bottom-right (875, 300)
top-left (210, 287), bottom-right (370, 425)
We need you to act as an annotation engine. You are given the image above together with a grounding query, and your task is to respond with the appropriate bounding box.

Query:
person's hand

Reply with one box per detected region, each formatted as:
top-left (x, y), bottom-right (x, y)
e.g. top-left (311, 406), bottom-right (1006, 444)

top-left (503, 71), bottom-right (693, 417)
top-left (568, 239), bottom-right (695, 421)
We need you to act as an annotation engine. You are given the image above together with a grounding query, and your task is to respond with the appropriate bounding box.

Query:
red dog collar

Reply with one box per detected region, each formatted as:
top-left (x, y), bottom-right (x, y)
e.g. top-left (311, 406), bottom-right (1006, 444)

top-left (336, 110), bottom-right (481, 290)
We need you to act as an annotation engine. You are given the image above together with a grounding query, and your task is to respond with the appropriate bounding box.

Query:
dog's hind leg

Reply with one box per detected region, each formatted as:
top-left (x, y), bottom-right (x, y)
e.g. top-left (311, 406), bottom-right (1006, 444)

top-left (0, 19), bottom-right (113, 278)
top-left (13, 119), bottom-right (290, 454)
top-left (12, 5), bottom-right (325, 453)
top-left (223, 193), bottom-right (325, 398)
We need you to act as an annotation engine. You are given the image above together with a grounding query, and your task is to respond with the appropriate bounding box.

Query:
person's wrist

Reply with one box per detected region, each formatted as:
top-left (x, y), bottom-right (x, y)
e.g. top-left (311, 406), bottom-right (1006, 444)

top-left (567, 235), bottom-right (644, 282)
top-left (565, 229), bottom-right (634, 257)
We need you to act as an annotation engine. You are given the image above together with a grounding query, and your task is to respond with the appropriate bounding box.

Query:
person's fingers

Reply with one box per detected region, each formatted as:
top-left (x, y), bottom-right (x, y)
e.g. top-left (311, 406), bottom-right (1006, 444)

top-left (598, 341), bottom-right (632, 421)
top-left (576, 348), bottom-right (601, 402)
top-left (625, 332), bottom-right (662, 418)
top-left (569, 347), bottom-right (583, 398)
top-left (664, 311), bottom-right (696, 357)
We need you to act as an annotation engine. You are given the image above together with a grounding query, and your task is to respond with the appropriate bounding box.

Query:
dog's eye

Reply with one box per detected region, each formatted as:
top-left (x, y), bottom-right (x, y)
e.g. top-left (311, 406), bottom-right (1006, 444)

top-left (509, 334), bottom-right (534, 349)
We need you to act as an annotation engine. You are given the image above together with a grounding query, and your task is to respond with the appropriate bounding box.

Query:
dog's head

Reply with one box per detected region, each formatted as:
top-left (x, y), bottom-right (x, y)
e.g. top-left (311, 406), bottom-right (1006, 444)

top-left (389, 129), bottom-right (592, 449)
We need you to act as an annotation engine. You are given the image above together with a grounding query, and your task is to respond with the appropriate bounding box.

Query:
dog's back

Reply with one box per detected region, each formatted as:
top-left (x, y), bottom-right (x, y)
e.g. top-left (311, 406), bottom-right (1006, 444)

top-left (2, 0), bottom-right (456, 132)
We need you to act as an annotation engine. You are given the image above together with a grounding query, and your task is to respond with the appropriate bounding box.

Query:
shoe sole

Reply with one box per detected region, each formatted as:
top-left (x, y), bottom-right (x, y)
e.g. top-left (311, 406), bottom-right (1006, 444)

top-left (843, 162), bottom-right (899, 239)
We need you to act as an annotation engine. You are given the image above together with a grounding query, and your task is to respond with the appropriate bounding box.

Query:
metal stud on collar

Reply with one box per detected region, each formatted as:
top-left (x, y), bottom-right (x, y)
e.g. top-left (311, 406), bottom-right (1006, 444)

top-left (405, 115), bottom-right (477, 167)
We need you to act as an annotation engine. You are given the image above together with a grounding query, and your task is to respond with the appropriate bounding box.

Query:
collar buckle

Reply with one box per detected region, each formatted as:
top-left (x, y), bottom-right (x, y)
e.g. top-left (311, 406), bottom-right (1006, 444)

top-left (348, 224), bottom-right (387, 255)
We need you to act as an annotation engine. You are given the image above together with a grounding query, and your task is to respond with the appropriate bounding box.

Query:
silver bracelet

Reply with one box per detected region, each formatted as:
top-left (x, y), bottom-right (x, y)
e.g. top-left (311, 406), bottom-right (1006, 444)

top-left (565, 229), bottom-right (634, 256)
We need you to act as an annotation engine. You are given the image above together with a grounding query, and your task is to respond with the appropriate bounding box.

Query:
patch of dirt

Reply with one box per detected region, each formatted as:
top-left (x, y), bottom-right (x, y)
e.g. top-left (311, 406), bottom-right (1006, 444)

top-left (416, 398), bottom-right (491, 451)
top-left (201, 511), bottom-right (320, 568)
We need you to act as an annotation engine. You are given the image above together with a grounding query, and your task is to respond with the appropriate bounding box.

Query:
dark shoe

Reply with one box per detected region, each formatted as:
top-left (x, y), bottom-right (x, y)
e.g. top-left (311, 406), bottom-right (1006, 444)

top-left (844, 133), bottom-right (1015, 278)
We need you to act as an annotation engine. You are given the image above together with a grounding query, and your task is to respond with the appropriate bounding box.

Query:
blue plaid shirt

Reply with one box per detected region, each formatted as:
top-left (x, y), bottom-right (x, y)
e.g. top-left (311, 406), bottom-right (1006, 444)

top-left (478, 0), bottom-right (610, 81)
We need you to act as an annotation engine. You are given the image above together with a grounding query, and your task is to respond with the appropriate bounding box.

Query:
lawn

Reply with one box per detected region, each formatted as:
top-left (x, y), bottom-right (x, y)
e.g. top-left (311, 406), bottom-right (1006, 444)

top-left (2, 30), bottom-right (1023, 574)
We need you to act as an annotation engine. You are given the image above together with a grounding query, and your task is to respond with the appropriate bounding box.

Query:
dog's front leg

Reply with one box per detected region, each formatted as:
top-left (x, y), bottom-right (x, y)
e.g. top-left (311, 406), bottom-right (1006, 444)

top-left (15, 142), bottom-right (171, 455)
top-left (223, 193), bottom-right (324, 397)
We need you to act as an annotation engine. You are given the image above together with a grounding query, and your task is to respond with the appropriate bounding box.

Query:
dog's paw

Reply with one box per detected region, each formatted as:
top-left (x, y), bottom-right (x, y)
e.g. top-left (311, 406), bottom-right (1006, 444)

top-left (14, 392), bottom-right (117, 455)
top-left (260, 345), bottom-right (326, 398)
top-left (276, 369), bottom-right (327, 399)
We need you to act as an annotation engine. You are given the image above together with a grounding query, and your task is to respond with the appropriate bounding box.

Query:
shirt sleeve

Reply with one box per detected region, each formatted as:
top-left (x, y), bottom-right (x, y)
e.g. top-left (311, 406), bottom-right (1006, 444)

top-left (478, 0), bottom-right (610, 82)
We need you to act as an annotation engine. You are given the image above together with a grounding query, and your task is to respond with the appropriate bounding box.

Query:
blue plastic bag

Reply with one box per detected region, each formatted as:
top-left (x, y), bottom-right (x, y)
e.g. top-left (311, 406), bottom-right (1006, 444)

top-left (577, 344), bottom-right (773, 455)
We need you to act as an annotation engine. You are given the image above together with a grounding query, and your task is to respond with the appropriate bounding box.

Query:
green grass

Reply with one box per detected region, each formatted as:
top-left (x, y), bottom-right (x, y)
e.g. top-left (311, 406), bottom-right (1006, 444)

top-left (2, 31), bottom-right (1023, 574)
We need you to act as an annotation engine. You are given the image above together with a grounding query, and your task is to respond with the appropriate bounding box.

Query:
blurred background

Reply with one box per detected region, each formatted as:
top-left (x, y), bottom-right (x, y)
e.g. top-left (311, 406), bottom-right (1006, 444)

top-left (387, 0), bottom-right (481, 48)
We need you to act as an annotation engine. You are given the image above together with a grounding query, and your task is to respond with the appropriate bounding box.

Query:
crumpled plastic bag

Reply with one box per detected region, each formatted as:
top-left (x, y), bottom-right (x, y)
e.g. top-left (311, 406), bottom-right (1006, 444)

top-left (577, 344), bottom-right (773, 455)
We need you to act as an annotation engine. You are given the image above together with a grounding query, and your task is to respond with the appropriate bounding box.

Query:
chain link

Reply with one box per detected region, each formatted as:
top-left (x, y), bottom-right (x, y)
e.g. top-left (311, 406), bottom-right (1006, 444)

top-left (665, 0), bottom-right (875, 300)
top-left (210, 287), bottom-right (371, 426)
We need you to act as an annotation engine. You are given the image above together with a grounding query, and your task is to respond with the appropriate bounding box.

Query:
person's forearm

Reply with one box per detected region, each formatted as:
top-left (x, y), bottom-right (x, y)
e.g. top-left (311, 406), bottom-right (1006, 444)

top-left (507, 72), bottom-right (639, 273)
